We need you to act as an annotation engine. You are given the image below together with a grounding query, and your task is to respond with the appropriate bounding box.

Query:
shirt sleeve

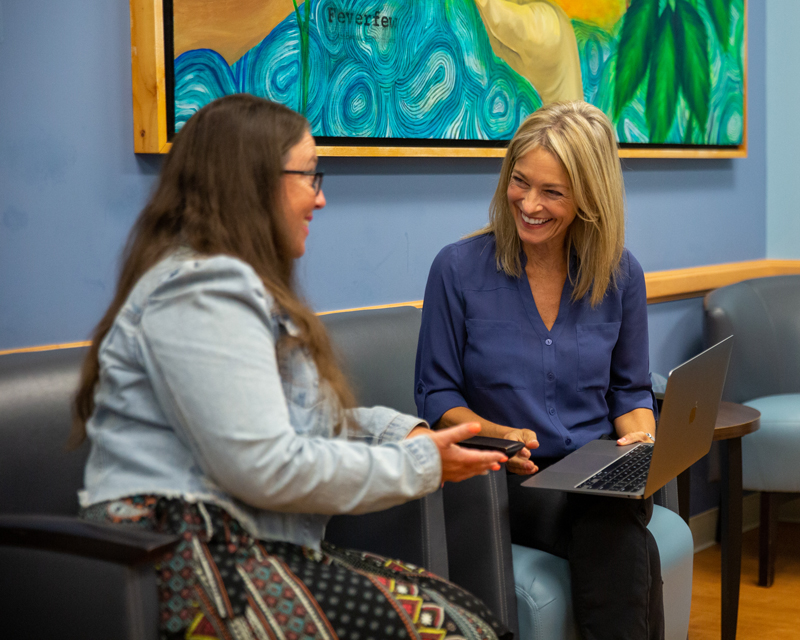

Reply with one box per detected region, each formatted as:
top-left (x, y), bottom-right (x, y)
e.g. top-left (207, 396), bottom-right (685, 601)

top-left (344, 406), bottom-right (428, 445)
top-left (415, 244), bottom-right (470, 426)
top-left (138, 256), bottom-right (441, 515)
top-left (606, 252), bottom-right (656, 421)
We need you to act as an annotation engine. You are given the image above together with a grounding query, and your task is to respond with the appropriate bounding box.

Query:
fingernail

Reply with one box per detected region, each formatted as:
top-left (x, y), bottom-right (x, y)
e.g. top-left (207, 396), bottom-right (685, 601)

top-left (500, 456), bottom-right (508, 463)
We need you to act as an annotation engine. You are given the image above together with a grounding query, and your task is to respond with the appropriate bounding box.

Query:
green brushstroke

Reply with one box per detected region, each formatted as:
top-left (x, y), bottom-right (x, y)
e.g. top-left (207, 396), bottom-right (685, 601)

top-left (292, 0), bottom-right (313, 116)
top-left (614, 0), bottom-right (722, 143)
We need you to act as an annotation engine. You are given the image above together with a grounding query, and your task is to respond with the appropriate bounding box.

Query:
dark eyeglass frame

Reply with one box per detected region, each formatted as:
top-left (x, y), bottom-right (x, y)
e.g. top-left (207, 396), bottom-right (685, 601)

top-left (283, 170), bottom-right (324, 195)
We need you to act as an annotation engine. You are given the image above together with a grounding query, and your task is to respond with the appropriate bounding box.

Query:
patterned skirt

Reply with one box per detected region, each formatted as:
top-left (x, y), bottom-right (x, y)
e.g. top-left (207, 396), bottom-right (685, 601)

top-left (81, 496), bottom-right (512, 640)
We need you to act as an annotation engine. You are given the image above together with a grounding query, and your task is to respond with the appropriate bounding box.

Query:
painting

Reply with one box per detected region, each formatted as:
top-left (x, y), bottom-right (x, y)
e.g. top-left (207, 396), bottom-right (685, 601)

top-left (144, 0), bottom-right (746, 155)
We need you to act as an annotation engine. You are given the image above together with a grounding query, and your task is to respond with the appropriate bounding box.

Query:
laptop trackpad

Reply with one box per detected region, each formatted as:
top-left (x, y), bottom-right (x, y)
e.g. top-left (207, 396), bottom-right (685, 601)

top-left (550, 453), bottom-right (616, 475)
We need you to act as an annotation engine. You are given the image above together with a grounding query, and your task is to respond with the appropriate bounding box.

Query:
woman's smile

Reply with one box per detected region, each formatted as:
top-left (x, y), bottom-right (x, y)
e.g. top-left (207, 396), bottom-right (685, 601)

top-left (520, 213), bottom-right (552, 226)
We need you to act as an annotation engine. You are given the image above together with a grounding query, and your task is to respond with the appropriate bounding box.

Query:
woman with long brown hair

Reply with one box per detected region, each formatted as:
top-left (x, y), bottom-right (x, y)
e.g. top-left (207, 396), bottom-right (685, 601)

top-left (75, 94), bottom-right (510, 640)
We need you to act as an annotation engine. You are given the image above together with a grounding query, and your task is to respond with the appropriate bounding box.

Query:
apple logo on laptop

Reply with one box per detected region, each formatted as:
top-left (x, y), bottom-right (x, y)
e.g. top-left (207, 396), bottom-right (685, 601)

top-left (689, 402), bottom-right (698, 423)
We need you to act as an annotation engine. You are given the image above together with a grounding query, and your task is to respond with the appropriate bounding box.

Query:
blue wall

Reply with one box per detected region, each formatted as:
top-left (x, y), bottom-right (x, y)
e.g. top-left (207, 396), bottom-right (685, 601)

top-left (766, 0), bottom-right (800, 258)
top-left (0, 1), bottom-right (766, 515)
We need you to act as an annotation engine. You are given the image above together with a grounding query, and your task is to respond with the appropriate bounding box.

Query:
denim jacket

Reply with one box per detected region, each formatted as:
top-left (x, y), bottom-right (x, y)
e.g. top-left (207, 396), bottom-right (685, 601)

top-left (79, 250), bottom-right (441, 549)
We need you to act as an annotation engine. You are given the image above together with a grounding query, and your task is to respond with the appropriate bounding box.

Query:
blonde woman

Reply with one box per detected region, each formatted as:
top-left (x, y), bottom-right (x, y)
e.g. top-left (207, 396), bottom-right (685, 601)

top-left (415, 102), bottom-right (663, 639)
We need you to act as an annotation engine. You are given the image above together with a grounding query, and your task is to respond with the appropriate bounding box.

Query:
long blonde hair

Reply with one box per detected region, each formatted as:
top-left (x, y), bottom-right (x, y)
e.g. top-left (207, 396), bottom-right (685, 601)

top-left (72, 95), bottom-right (354, 446)
top-left (474, 101), bottom-right (625, 307)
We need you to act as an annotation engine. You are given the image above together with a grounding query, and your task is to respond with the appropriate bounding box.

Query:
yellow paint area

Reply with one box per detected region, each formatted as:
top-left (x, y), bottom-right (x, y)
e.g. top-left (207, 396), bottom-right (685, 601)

top-left (474, 0), bottom-right (584, 104)
top-left (173, 0), bottom-right (295, 64)
top-left (549, 0), bottom-right (628, 30)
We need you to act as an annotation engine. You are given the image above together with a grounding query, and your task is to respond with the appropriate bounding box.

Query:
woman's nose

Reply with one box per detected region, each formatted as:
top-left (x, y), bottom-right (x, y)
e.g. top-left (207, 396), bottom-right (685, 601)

top-left (520, 190), bottom-right (543, 213)
top-left (315, 188), bottom-right (326, 209)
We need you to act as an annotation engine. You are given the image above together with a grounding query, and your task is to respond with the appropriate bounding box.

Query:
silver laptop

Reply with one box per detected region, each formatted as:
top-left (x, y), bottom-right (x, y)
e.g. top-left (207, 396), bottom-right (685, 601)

top-left (521, 336), bottom-right (733, 499)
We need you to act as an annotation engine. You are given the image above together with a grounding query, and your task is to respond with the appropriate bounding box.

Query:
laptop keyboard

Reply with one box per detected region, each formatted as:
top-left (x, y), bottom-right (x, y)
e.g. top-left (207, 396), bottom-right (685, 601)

top-left (575, 444), bottom-right (654, 493)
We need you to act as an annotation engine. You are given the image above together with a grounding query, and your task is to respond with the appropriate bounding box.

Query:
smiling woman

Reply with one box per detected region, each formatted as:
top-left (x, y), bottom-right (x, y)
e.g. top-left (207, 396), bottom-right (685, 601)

top-left (477, 100), bottom-right (625, 308)
top-left (72, 93), bottom-right (511, 640)
top-left (281, 131), bottom-right (326, 258)
top-left (506, 147), bottom-right (578, 256)
top-left (416, 101), bottom-right (663, 640)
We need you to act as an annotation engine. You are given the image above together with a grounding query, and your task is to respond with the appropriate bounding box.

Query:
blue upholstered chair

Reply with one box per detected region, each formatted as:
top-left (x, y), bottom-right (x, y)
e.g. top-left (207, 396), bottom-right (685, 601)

top-left (440, 370), bottom-right (693, 639)
top-left (511, 488), bottom-right (692, 640)
top-left (445, 462), bottom-right (693, 640)
top-left (705, 275), bottom-right (800, 586)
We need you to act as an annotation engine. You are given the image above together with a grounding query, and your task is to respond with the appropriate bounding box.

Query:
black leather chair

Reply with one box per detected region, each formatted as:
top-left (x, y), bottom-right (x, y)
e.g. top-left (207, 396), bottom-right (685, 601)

top-left (0, 308), bottom-right (449, 638)
top-left (321, 306), bottom-right (448, 577)
top-left (322, 307), bottom-right (523, 635)
top-left (705, 275), bottom-right (800, 586)
top-left (0, 347), bottom-right (176, 640)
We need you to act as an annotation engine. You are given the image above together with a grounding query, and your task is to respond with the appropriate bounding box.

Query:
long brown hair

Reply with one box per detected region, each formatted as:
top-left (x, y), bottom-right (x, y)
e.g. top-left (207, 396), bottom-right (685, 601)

top-left (72, 95), bottom-right (354, 446)
top-left (470, 101), bottom-right (625, 307)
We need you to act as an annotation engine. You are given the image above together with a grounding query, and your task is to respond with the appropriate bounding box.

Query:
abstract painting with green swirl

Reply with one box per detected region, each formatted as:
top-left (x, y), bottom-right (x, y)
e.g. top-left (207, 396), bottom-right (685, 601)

top-left (171, 0), bottom-right (745, 146)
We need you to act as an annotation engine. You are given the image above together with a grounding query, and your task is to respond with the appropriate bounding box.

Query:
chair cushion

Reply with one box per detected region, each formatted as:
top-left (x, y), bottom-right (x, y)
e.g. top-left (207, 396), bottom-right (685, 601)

top-left (742, 394), bottom-right (800, 492)
top-left (512, 504), bottom-right (693, 640)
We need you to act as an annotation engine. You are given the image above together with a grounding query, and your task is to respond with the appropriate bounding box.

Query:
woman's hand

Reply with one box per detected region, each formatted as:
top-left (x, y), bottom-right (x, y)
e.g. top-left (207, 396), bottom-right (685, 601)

top-left (503, 429), bottom-right (540, 475)
top-left (616, 432), bottom-right (655, 445)
top-left (409, 423), bottom-right (508, 484)
top-left (614, 408), bottom-right (656, 446)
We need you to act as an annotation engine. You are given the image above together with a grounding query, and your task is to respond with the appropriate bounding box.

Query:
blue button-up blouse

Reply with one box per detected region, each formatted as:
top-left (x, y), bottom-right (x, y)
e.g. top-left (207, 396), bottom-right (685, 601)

top-left (414, 234), bottom-right (654, 460)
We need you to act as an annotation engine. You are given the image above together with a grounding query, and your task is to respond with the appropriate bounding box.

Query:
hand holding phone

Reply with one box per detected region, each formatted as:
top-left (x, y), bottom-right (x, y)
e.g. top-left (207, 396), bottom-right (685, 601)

top-left (458, 436), bottom-right (525, 457)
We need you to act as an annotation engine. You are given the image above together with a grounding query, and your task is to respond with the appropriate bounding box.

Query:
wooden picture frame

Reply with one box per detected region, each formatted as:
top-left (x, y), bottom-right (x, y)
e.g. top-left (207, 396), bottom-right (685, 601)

top-left (130, 0), bottom-right (747, 159)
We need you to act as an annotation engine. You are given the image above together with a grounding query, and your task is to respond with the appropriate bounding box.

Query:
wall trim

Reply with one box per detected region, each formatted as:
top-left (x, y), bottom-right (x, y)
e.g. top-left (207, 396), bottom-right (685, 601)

top-left (690, 493), bottom-right (760, 553)
top-left (318, 258), bottom-right (800, 312)
top-left (690, 494), bottom-right (800, 553)
top-left (643, 259), bottom-right (800, 304)
top-left (4, 259), bottom-right (800, 356)
top-left (0, 341), bottom-right (92, 357)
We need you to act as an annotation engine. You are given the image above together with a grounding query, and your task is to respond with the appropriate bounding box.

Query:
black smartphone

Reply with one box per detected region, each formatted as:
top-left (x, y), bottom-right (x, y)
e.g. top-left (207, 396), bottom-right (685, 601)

top-left (458, 436), bottom-right (525, 457)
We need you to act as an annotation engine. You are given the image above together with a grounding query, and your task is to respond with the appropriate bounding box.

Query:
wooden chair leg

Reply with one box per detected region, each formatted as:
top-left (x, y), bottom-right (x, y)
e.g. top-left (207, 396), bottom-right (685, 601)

top-left (759, 492), bottom-right (779, 587)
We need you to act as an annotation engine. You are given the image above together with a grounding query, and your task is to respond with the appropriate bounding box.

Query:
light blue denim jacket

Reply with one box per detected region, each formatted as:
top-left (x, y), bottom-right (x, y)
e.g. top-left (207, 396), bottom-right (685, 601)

top-left (79, 251), bottom-right (441, 549)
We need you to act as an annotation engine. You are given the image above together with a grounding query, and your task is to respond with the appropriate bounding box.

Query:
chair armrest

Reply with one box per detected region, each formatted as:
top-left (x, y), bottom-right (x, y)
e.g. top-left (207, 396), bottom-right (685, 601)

top-left (652, 478), bottom-right (680, 515)
top-left (442, 470), bottom-right (519, 638)
top-left (0, 515), bottom-right (178, 566)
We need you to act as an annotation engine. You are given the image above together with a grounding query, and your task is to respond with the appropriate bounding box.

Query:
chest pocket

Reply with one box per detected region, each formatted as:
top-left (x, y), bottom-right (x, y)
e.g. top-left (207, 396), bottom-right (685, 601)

top-left (464, 320), bottom-right (527, 390)
top-left (277, 343), bottom-right (322, 409)
top-left (576, 322), bottom-right (621, 391)
top-left (277, 343), bottom-right (335, 437)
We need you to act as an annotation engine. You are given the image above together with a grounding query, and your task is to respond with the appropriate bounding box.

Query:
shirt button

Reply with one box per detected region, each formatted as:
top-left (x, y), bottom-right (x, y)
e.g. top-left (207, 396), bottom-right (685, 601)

top-left (547, 372), bottom-right (555, 381)
top-left (549, 408), bottom-right (555, 415)
top-left (417, 384), bottom-right (423, 394)
top-left (545, 339), bottom-right (553, 346)
top-left (566, 438), bottom-right (572, 445)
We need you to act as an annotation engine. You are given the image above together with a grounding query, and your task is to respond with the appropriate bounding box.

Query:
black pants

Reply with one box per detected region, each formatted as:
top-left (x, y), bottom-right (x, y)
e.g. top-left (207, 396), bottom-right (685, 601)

top-left (507, 473), bottom-right (665, 640)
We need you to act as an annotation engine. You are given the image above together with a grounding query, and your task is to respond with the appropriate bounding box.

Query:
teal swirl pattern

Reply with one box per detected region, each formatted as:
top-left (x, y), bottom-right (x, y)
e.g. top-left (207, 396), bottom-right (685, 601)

top-left (174, 0), bottom-right (541, 140)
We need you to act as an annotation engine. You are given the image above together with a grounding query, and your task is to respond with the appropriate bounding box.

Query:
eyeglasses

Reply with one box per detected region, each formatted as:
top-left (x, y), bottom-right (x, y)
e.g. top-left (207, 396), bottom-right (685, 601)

top-left (283, 170), bottom-right (324, 195)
